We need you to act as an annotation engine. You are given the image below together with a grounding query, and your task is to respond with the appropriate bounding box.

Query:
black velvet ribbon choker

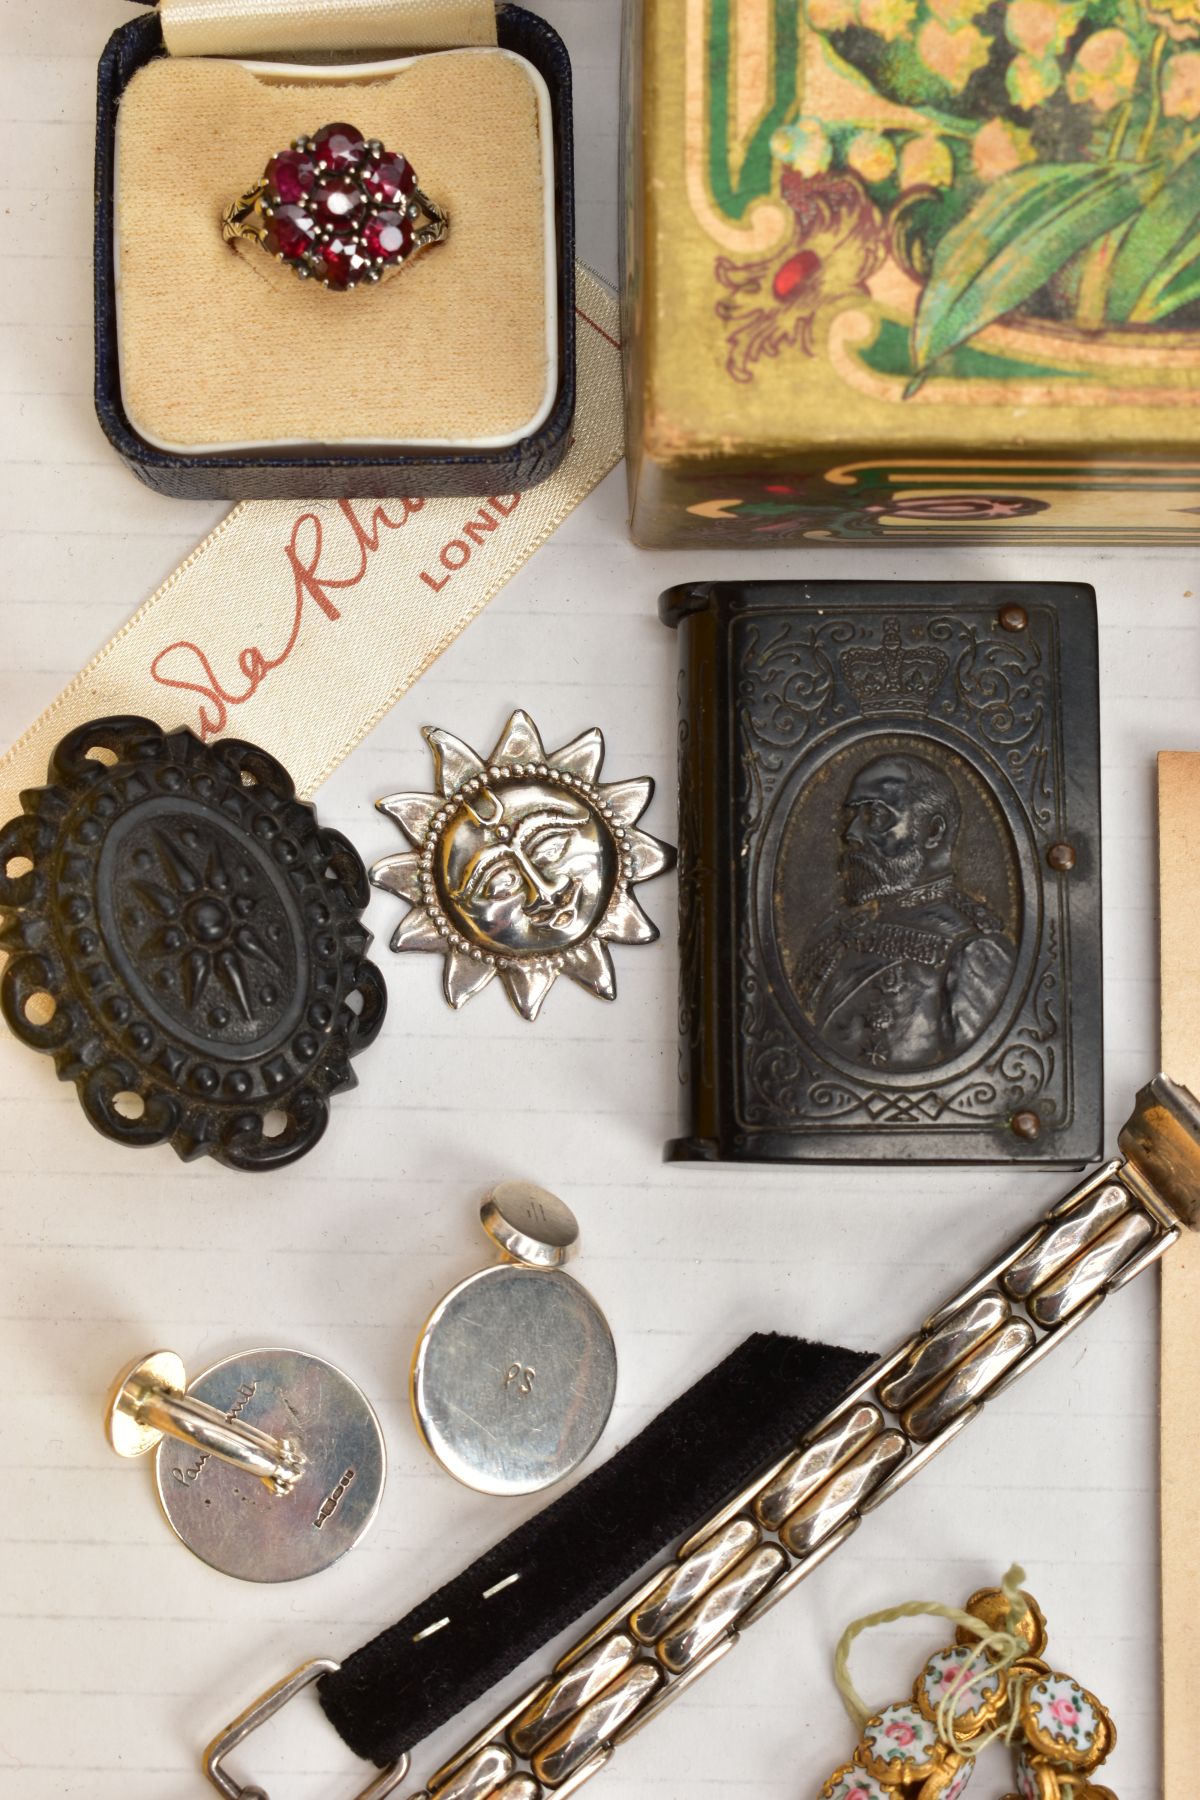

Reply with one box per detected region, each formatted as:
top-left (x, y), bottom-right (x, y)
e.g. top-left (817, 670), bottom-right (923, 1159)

top-left (317, 1331), bottom-right (874, 1768)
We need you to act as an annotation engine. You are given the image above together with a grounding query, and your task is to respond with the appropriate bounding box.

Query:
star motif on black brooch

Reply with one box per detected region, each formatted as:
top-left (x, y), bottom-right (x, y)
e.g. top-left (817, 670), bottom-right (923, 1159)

top-left (1, 715), bottom-right (388, 1171)
top-left (131, 827), bottom-right (282, 1024)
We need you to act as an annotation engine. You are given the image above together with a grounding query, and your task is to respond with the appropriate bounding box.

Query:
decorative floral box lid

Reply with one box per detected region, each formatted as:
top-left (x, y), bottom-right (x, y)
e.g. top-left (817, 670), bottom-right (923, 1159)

top-left (621, 0), bottom-right (1200, 544)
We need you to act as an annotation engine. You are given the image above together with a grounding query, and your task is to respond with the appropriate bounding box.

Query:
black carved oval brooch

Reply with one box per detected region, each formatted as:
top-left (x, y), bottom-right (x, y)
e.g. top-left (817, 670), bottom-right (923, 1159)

top-left (0, 716), bottom-right (386, 1170)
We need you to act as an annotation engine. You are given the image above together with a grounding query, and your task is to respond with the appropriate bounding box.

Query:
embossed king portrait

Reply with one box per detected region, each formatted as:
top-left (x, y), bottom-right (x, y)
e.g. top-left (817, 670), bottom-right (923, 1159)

top-left (785, 747), bottom-right (1018, 1073)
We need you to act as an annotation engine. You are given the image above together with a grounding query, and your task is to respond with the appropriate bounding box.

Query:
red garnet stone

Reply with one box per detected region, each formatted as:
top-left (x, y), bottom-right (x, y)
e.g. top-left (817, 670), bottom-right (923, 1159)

top-left (262, 204), bottom-right (318, 261)
top-left (312, 122), bottom-right (366, 170)
top-left (309, 234), bottom-right (372, 291)
top-left (257, 123), bottom-right (425, 289)
top-left (265, 149), bottom-right (316, 206)
top-left (362, 154), bottom-right (417, 205)
top-left (313, 177), bottom-right (366, 227)
top-left (362, 211), bottom-right (413, 263)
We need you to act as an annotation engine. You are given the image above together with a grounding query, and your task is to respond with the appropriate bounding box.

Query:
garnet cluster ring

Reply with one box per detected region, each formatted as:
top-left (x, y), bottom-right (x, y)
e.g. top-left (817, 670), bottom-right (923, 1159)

top-left (222, 121), bottom-right (448, 291)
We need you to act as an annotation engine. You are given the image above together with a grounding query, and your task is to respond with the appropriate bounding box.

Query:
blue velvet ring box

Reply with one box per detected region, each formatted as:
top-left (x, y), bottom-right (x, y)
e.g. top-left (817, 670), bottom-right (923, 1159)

top-left (95, 2), bottom-right (576, 500)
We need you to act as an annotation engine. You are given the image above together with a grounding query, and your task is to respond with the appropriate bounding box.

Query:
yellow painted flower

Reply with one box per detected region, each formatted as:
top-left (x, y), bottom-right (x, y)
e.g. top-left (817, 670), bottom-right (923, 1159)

top-left (1066, 29), bottom-right (1140, 111)
top-left (928, 0), bottom-right (989, 26)
top-left (972, 116), bottom-right (1038, 178)
top-left (807, 0), bottom-right (859, 29)
top-left (771, 118), bottom-right (834, 179)
top-left (1005, 0), bottom-right (1081, 57)
top-left (899, 134), bottom-right (956, 188)
top-left (917, 19), bottom-right (993, 88)
top-left (846, 130), bottom-right (899, 182)
top-left (1007, 50), bottom-right (1063, 105)
top-left (859, 0), bottom-right (918, 40)
top-left (1145, 0), bottom-right (1200, 42)
top-left (1164, 47), bottom-right (1200, 113)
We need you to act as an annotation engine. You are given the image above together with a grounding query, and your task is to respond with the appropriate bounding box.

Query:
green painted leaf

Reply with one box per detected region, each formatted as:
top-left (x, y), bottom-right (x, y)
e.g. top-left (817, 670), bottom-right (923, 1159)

top-left (912, 161), bottom-right (1160, 375)
top-left (1135, 260), bottom-right (1200, 323)
top-left (1107, 149), bottom-right (1200, 324)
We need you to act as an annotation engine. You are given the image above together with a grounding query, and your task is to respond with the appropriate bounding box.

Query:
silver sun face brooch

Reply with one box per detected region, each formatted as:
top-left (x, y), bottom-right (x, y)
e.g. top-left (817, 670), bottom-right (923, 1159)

top-left (370, 711), bottom-right (675, 1020)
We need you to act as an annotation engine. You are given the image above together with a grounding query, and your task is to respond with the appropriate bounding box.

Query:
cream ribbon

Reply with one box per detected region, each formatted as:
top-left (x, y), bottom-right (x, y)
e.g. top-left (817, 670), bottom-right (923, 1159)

top-left (160, 0), bottom-right (497, 56)
top-left (0, 266), bottom-right (622, 825)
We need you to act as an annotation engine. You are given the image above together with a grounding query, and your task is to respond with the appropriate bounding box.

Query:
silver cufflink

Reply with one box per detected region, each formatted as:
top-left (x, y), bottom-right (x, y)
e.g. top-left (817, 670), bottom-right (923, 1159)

top-left (106, 1344), bottom-right (386, 1582)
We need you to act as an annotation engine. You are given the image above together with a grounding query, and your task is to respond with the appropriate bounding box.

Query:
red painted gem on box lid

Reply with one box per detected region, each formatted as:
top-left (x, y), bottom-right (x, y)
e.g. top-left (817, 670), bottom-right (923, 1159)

top-left (773, 250), bottom-right (821, 303)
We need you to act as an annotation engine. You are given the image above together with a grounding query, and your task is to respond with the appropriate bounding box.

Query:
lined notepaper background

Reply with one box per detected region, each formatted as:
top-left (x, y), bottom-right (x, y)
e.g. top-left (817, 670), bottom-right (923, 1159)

top-left (1, 3), bottom-right (1195, 1794)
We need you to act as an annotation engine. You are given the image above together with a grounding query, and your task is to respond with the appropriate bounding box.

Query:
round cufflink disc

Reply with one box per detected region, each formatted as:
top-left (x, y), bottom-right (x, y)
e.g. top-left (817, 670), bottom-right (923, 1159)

top-left (481, 1180), bottom-right (580, 1268)
top-left (411, 1265), bottom-right (617, 1496)
top-left (154, 1347), bottom-right (385, 1582)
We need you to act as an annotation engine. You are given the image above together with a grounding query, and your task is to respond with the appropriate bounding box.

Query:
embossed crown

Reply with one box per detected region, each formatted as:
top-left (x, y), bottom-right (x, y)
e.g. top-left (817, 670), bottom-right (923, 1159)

top-left (841, 617), bottom-right (948, 717)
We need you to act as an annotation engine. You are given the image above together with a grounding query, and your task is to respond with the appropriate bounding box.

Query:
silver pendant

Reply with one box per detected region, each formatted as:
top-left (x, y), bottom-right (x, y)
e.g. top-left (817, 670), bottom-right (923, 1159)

top-left (410, 1181), bottom-right (617, 1496)
top-left (370, 710), bottom-right (674, 1020)
top-left (106, 1346), bottom-right (385, 1582)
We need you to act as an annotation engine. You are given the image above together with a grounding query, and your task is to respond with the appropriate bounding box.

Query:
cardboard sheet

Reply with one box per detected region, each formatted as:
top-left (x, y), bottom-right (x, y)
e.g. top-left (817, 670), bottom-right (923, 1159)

top-left (1157, 752), bottom-right (1200, 1800)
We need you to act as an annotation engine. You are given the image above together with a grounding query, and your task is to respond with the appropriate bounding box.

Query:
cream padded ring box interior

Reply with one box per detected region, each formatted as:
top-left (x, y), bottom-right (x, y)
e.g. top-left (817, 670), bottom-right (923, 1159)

top-left (114, 48), bottom-right (557, 452)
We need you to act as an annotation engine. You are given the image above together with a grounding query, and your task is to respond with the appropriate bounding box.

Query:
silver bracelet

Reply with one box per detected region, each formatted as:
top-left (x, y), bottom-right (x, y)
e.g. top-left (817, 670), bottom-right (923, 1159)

top-left (204, 1074), bottom-right (1200, 1800)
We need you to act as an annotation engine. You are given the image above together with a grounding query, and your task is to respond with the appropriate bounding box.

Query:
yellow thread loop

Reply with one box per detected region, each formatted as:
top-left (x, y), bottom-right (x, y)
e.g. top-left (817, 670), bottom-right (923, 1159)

top-left (835, 1563), bottom-right (1031, 1758)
